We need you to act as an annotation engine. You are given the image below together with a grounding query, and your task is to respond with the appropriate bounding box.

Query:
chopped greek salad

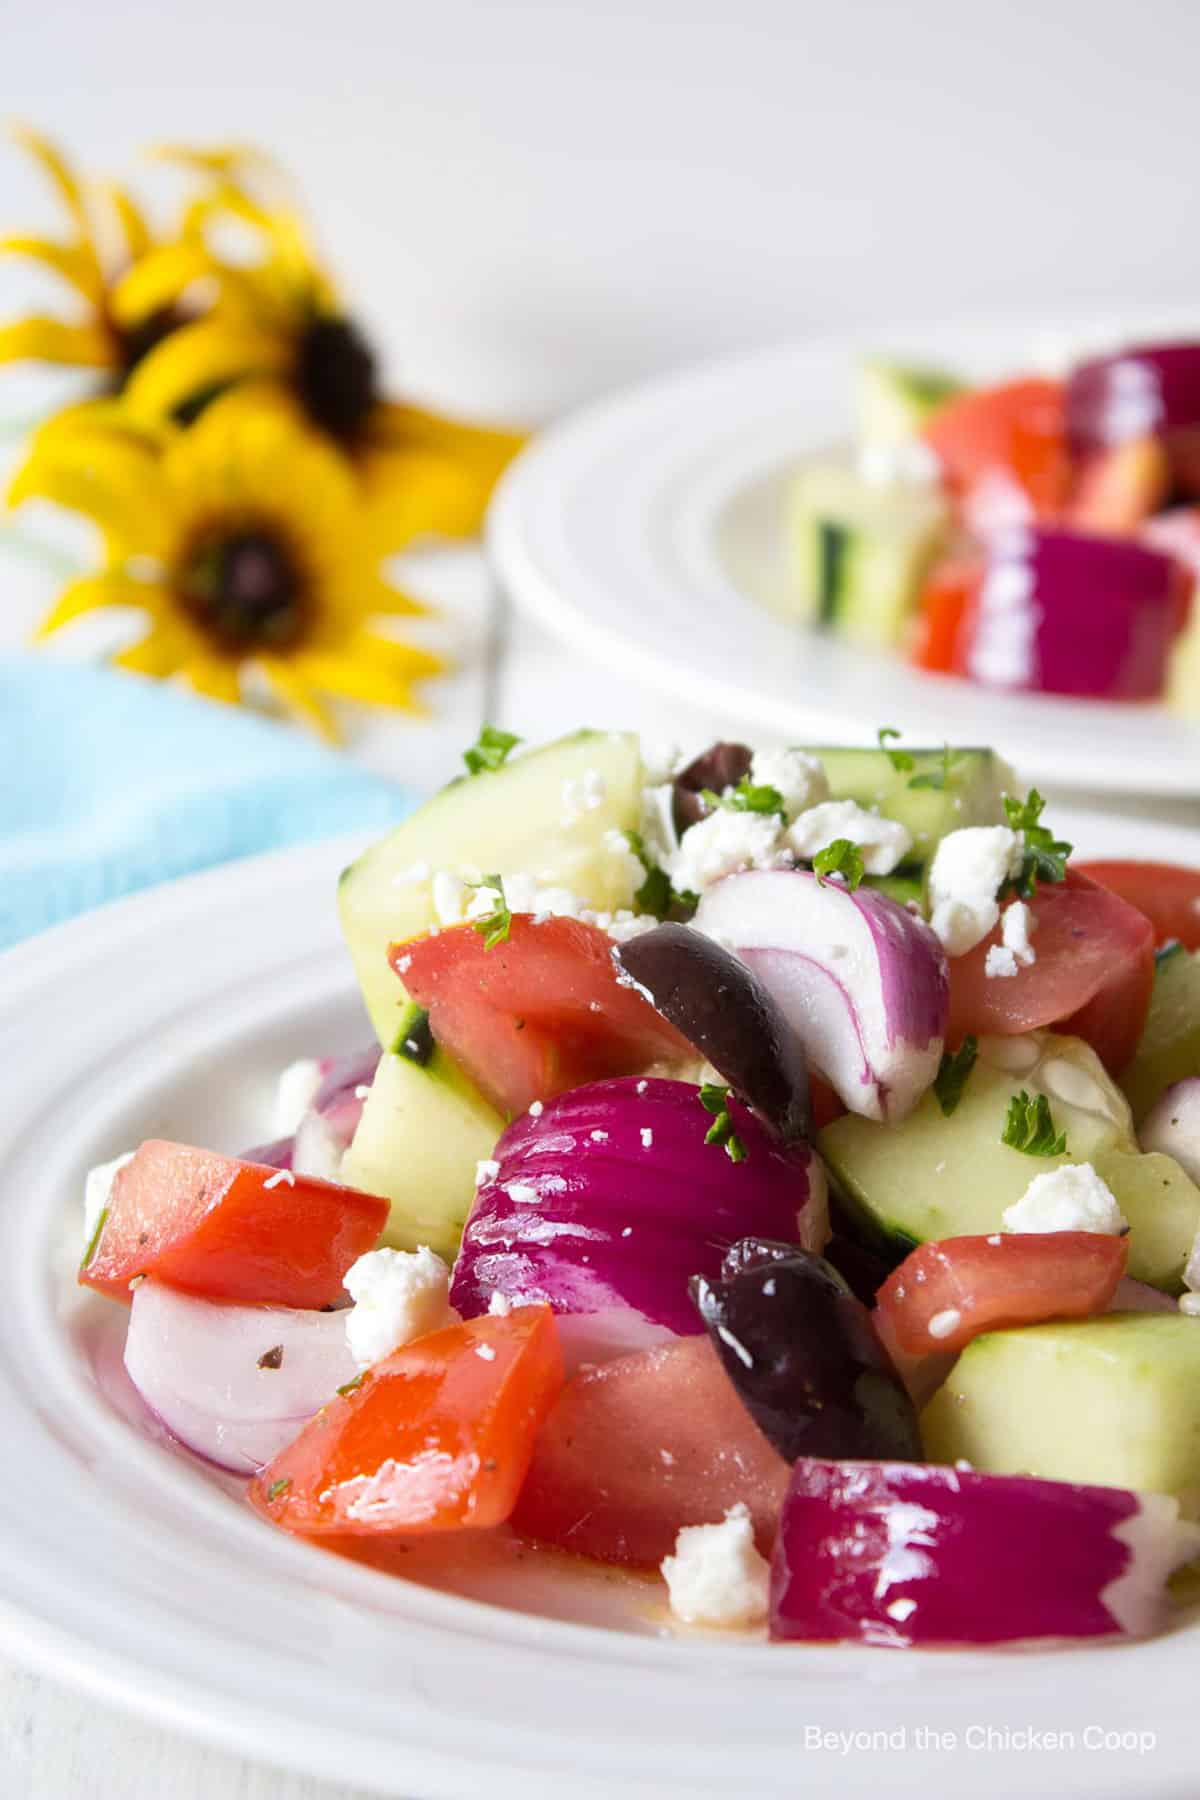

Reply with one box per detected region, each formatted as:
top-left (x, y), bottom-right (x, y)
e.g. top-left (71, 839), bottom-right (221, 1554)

top-left (80, 726), bottom-right (1200, 1645)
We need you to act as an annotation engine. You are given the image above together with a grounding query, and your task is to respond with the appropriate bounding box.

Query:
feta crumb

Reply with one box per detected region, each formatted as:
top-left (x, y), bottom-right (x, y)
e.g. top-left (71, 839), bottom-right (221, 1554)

top-left (344, 1246), bottom-right (457, 1368)
top-left (274, 1058), bottom-right (324, 1136)
top-left (263, 1168), bottom-right (296, 1190)
top-left (1001, 899), bottom-right (1037, 967)
top-left (636, 1080), bottom-right (648, 1095)
top-left (394, 953), bottom-right (412, 974)
top-left (785, 798), bottom-right (912, 876)
top-left (622, 1226), bottom-right (633, 1236)
top-left (1179, 1293), bottom-right (1200, 1317)
top-left (748, 747), bottom-right (829, 822)
top-left (984, 944), bottom-right (1018, 979)
top-left (641, 742), bottom-right (684, 786)
top-left (1002, 1162), bottom-right (1128, 1235)
top-left (432, 870), bottom-right (466, 926)
top-left (528, 1100), bottom-right (544, 1117)
top-left (660, 1504), bottom-right (770, 1628)
top-left (604, 909), bottom-right (658, 944)
top-left (505, 1181), bottom-right (540, 1205)
top-left (487, 1290), bottom-right (513, 1316)
top-left (638, 782), bottom-right (680, 869)
top-left (589, 1129), bottom-right (609, 1144)
top-left (886, 1596), bottom-right (918, 1623)
top-left (986, 1233), bottom-right (1002, 1246)
top-left (928, 826), bottom-right (1024, 957)
top-left (474, 1158), bottom-right (500, 1186)
top-left (561, 768), bottom-right (607, 826)
top-left (668, 807), bottom-right (786, 895)
top-left (640, 1127), bottom-right (654, 1148)
top-left (600, 827), bottom-right (645, 909)
top-left (927, 1307), bottom-right (962, 1340)
top-left (475, 1342), bottom-right (497, 1361)
top-left (83, 1151), bottom-right (134, 1247)
top-left (463, 881), bottom-right (503, 922)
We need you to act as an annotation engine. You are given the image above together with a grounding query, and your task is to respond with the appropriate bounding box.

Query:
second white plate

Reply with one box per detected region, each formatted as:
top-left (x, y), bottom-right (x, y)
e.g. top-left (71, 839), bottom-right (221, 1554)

top-left (489, 307), bottom-right (1200, 795)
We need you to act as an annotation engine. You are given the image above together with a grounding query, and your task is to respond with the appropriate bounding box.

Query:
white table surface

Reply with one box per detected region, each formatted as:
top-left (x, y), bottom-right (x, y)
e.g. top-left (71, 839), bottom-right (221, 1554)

top-left (1, 547), bottom-right (1196, 1800)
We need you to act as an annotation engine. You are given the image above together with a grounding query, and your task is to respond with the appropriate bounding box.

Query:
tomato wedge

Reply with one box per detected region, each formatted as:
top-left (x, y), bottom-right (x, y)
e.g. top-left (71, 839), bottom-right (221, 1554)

top-left (249, 1307), bottom-right (563, 1536)
top-left (397, 916), bottom-right (691, 1116)
top-left (947, 869), bottom-right (1156, 1075)
top-left (1075, 860), bottom-right (1200, 952)
top-left (80, 1141), bottom-right (389, 1308)
top-left (923, 377), bottom-right (1071, 529)
top-left (874, 1232), bottom-right (1128, 1356)
top-left (512, 1335), bottom-right (789, 1567)
top-left (909, 561), bottom-right (979, 673)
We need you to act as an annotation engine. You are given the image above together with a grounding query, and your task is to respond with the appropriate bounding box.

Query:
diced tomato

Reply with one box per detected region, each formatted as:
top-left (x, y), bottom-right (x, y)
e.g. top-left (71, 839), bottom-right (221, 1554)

top-left (909, 560), bottom-right (979, 673)
top-left (923, 378), bottom-right (1071, 531)
top-left (80, 1141), bottom-right (389, 1308)
top-left (397, 916), bottom-right (691, 1117)
top-left (947, 869), bottom-right (1155, 1075)
top-left (249, 1307), bottom-right (563, 1536)
top-left (1067, 438), bottom-right (1172, 535)
top-left (1076, 861), bottom-right (1200, 952)
top-left (874, 1232), bottom-right (1128, 1356)
top-left (512, 1335), bottom-right (789, 1568)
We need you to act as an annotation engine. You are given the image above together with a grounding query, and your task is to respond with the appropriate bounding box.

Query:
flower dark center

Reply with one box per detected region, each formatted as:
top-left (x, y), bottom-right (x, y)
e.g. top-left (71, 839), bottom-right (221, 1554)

top-left (296, 314), bottom-right (378, 444)
top-left (177, 529), bottom-right (306, 651)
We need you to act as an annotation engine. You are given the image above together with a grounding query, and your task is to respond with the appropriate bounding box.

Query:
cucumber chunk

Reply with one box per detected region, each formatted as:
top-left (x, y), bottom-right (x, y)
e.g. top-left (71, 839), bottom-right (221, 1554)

top-left (806, 745), bottom-right (1016, 868)
top-left (341, 1049), bottom-right (503, 1262)
top-left (339, 730), bottom-right (642, 1047)
top-left (921, 1315), bottom-right (1200, 1512)
top-left (786, 456), bottom-right (948, 648)
top-left (819, 1032), bottom-right (1200, 1289)
top-left (1121, 946), bottom-right (1200, 1124)
top-left (856, 359), bottom-right (964, 449)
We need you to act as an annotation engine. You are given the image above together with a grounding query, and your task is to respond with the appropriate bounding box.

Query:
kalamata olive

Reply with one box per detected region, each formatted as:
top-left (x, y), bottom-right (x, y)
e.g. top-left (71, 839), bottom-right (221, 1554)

top-left (615, 924), bottom-right (810, 1142)
top-left (690, 1240), bottom-right (922, 1464)
top-left (672, 741), bottom-right (753, 833)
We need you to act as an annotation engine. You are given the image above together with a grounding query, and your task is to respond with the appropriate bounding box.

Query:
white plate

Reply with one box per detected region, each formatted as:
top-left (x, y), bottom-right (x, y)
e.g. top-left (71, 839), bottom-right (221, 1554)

top-left (2, 817), bottom-right (1198, 1799)
top-left (489, 307), bottom-right (1200, 796)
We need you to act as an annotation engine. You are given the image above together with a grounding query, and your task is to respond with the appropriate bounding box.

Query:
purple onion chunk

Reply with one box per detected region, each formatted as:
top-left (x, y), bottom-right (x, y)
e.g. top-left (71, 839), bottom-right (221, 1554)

top-left (770, 1460), bottom-right (1200, 1646)
top-left (450, 1076), bottom-right (828, 1368)
top-left (694, 869), bottom-right (948, 1123)
top-left (1067, 342), bottom-right (1200, 455)
top-left (691, 1240), bottom-right (920, 1465)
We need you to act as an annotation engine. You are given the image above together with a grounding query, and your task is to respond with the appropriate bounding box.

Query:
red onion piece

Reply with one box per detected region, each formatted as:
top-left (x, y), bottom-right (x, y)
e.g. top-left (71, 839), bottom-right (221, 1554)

top-left (770, 1459), bottom-right (1200, 1646)
top-left (957, 526), bottom-right (1190, 701)
top-left (243, 1047), bottom-right (381, 1177)
top-left (1067, 343), bottom-right (1200, 455)
top-left (450, 1076), bottom-right (827, 1365)
top-left (694, 870), bottom-right (948, 1123)
top-left (123, 1280), bottom-right (357, 1474)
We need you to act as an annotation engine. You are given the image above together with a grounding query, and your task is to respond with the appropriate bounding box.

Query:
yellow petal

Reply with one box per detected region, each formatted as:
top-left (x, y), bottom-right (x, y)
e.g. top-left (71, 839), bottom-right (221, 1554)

top-left (10, 434), bottom-right (168, 555)
top-left (10, 124), bottom-right (93, 243)
top-left (109, 241), bottom-right (218, 328)
top-left (150, 142), bottom-right (281, 179)
top-left (258, 655), bottom-right (339, 740)
top-left (346, 630), bottom-right (446, 680)
top-left (372, 401), bottom-right (527, 481)
top-left (111, 623), bottom-right (189, 676)
top-left (120, 317), bottom-right (290, 422)
top-left (0, 236), bottom-right (103, 303)
top-left (33, 571), bottom-right (166, 639)
top-left (359, 443), bottom-right (497, 549)
top-left (27, 396), bottom-right (172, 453)
top-left (0, 315), bottom-right (113, 369)
top-left (180, 656), bottom-right (244, 705)
top-left (106, 183), bottom-right (152, 261)
top-left (294, 646), bottom-right (433, 712)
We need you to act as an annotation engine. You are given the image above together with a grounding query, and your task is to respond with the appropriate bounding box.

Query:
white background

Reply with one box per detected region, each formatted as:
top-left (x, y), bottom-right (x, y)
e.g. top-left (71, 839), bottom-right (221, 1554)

top-left (2, 3), bottom-right (1199, 1794)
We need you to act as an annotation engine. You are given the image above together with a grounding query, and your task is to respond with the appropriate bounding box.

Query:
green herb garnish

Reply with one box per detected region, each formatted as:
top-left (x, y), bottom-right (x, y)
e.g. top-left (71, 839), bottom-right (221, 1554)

top-left (626, 829), bottom-right (695, 921)
top-left (1002, 790), bottom-right (1072, 897)
top-left (79, 1205), bottom-right (108, 1272)
top-left (908, 743), bottom-right (963, 792)
top-left (878, 726), bottom-right (914, 773)
top-left (336, 1372), bottom-right (366, 1397)
top-left (933, 1035), bottom-right (977, 1117)
top-left (812, 838), bottom-right (865, 891)
top-left (1001, 1090), bottom-right (1067, 1158)
top-left (463, 724), bottom-right (521, 776)
top-left (699, 777), bottom-right (785, 817)
top-left (470, 875), bottom-right (512, 950)
top-left (266, 1477), bottom-right (292, 1501)
top-left (699, 1083), bottom-right (748, 1162)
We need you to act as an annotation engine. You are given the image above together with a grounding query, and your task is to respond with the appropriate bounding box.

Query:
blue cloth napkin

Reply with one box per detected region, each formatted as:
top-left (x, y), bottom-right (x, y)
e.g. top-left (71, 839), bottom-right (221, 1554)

top-left (0, 656), bottom-right (415, 950)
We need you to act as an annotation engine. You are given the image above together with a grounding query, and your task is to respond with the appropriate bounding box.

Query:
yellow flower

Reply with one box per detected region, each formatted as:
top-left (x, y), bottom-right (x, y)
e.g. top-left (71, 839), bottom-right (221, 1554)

top-left (11, 386), bottom-right (443, 737)
top-left (115, 146), bottom-right (527, 550)
top-left (0, 125), bottom-right (188, 391)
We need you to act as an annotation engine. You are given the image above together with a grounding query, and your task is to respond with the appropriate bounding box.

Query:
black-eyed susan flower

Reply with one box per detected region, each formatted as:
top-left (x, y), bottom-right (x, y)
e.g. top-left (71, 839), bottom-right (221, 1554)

top-left (10, 385), bottom-right (443, 736)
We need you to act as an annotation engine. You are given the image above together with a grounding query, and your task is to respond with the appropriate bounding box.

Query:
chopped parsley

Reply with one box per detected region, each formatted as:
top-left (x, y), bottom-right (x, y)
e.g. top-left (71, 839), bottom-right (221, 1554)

top-left (812, 838), bottom-right (865, 891)
top-left (1002, 790), bottom-right (1072, 897)
top-left (908, 743), bottom-right (963, 792)
top-left (470, 874), bottom-right (512, 950)
top-left (699, 1082), bottom-right (747, 1163)
top-left (336, 1372), bottom-right (366, 1397)
top-left (1001, 1090), bottom-right (1068, 1158)
top-left (933, 1035), bottom-right (977, 1117)
top-left (462, 724), bottom-right (522, 776)
top-left (79, 1205), bottom-right (108, 1272)
top-left (878, 726), bottom-right (915, 773)
top-left (266, 1477), bottom-right (292, 1501)
top-left (626, 829), bottom-right (694, 921)
top-left (699, 777), bottom-right (785, 817)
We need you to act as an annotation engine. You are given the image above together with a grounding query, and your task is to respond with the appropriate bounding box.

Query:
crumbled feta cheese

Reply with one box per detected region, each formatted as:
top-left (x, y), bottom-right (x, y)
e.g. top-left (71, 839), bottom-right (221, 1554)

top-left (641, 742), bottom-right (684, 786)
top-left (660, 1504), bottom-right (770, 1628)
top-left (274, 1058), bottom-right (324, 1136)
top-left (886, 1595), bottom-right (919, 1623)
top-left (927, 1307), bottom-right (962, 1340)
top-left (928, 827), bottom-right (1024, 957)
top-left (1002, 1162), bottom-right (1128, 1235)
top-left (488, 1291), bottom-right (513, 1316)
top-left (984, 945), bottom-right (1018, 979)
top-left (748, 748), bottom-right (829, 822)
top-left (290, 1111), bottom-right (345, 1180)
top-left (463, 881), bottom-right (504, 922)
top-left (344, 1246), bottom-right (457, 1368)
top-left (475, 1342), bottom-right (497, 1361)
top-left (475, 1159), bottom-right (500, 1186)
top-left (668, 807), bottom-right (786, 895)
top-left (561, 768), bottom-right (607, 826)
top-left (1001, 899), bottom-right (1037, 967)
top-left (528, 1100), bottom-right (544, 1117)
top-left (1179, 1293), bottom-right (1200, 1317)
top-left (432, 870), bottom-right (466, 926)
top-left (604, 910), bottom-right (659, 943)
top-left (638, 782), bottom-right (679, 868)
top-left (785, 799), bottom-right (912, 876)
top-left (83, 1151), bottom-right (134, 1247)
top-left (640, 1127), bottom-right (654, 1148)
top-left (263, 1168), bottom-right (296, 1190)
top-left (505, 1181), bottom-right (540, 1205)
top-left (601, 828), bottom-right (645, 909)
